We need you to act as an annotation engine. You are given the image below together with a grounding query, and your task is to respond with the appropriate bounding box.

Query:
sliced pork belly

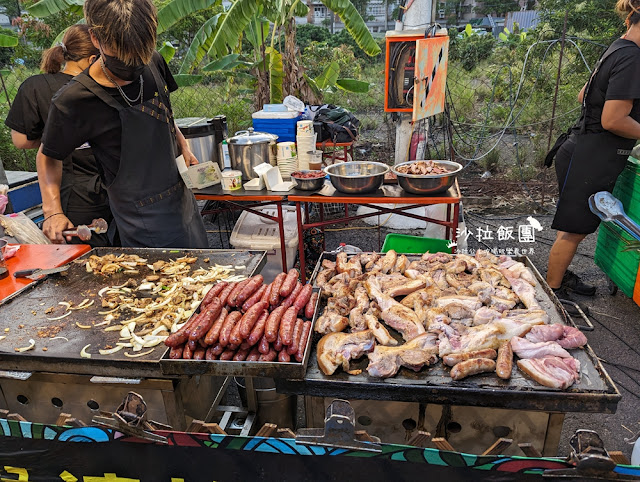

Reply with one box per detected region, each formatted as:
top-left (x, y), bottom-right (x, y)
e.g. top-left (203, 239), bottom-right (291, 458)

top-left (517, 356), bottom-right (581, 389)
top-left (511, 337), bottom-right (571, 359)
top-left (557, 325), bottom-right (588, 349)
top-left (525, 324), bottom-right (587, 349)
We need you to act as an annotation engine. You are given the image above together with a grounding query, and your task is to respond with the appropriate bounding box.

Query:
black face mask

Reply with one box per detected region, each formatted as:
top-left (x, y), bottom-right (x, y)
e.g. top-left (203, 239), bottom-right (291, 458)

top-left (101, 52), bottom-right (145, 81)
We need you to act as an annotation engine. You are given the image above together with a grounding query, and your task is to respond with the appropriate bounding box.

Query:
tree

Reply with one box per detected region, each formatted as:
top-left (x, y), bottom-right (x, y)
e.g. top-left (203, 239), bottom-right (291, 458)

top-left (476, 0), bottom-right (520, 17)
top-left (536, 0), bottom-right (623, 44)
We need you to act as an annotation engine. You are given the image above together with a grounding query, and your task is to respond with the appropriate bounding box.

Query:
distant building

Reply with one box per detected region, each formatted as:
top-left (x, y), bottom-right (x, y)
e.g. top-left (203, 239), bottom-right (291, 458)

top-left (297, 1), bottom-right (396, 34)
top-left (437, 1), bottom-right (538, 31)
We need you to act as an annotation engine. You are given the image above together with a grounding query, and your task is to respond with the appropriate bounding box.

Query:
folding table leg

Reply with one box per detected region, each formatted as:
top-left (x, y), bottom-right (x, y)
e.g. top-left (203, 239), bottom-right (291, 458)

top-left (295, 201), bottom-right (307, 284)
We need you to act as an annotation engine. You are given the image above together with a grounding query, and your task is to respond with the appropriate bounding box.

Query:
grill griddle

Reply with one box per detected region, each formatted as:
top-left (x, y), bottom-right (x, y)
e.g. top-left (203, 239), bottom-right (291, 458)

top-left (0, 248), bottom-right (266, 378)
top-left (276, 253), bottom-right (620, 414)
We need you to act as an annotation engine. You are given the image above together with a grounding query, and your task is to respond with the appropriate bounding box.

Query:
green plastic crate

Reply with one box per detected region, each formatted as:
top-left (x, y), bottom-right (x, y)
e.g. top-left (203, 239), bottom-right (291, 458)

top-left (381, 233), bottom-right (452, 254)
top-left (594, 157), bottom-right (640, 298)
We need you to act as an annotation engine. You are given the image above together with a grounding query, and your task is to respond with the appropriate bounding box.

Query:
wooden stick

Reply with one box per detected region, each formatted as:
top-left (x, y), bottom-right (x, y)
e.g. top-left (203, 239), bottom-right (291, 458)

top-left (355, 430), bottom-right (377, 443)
top-left (0, 409), bottom-right (9, 419)
top-left (56, 413), bottom-right (72, 427)
top-left (482, 438), bottom-right (513, 456)
top-left (64, 418), bottom-right (87, 428)
top-left (432, 437), bottom-right (456, 452)
top-left (203, 423), bottom-right (226, 435)
top-left (277, 428), bottom-right (296, 439)
top-left (6, 413), bottom-right (27, 422)
top-left (408, 431), bottom-right (432, 448)
top-left (518, 443), bottom-right (542, 458)
top-left (609, 451), bottom-right (630, 465)
top-left (186, 419), bottom-right (205, 433)
top-left (255, 423), bottom-right (278, 438)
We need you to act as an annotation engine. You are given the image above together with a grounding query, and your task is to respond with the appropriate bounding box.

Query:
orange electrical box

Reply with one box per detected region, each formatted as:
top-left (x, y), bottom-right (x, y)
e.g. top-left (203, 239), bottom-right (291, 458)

top-left (384, 32), bottom-right (424, 113)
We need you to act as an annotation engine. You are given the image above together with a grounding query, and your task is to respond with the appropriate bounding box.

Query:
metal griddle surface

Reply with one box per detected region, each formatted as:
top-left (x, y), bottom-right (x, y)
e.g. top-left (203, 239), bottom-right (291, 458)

top-left (276, 253), bottom-right (621, 414)
top-left (0, 248), bottom-right (266, 378)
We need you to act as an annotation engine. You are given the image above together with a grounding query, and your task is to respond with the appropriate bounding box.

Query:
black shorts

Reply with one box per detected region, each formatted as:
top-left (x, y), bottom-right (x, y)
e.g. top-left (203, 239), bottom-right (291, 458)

top-left (551, 140), bottom-right (602, 234)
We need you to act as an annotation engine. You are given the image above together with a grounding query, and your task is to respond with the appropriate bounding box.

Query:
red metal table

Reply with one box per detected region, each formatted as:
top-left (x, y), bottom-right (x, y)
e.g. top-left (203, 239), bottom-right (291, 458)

top-left (290, 180), bottom-right (462, 283)
top-left (194, 185), bottom-right (289, 272)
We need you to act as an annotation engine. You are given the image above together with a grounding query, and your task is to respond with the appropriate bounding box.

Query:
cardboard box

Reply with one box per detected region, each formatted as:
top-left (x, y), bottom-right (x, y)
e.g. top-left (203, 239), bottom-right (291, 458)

top-left (176, 155), bottom-right (222, 189)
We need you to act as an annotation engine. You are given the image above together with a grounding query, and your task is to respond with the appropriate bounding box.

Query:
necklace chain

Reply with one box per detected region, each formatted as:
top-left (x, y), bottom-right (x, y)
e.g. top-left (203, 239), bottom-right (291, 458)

top-left (100, 58), bottom-right (143, 107)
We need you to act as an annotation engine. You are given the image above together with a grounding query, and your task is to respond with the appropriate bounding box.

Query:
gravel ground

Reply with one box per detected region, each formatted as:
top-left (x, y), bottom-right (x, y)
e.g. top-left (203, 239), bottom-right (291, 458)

top-left (203, 202), bottom-right (640, 460)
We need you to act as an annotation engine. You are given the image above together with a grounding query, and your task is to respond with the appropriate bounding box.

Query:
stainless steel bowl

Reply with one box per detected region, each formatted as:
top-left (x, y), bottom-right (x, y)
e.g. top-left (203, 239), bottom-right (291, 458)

top-left (291, 171), bottom-right (326, 191)
top-left (324, 162), bottom-right (390, 194)
top-left (392, 160), bottom-right (463, 195)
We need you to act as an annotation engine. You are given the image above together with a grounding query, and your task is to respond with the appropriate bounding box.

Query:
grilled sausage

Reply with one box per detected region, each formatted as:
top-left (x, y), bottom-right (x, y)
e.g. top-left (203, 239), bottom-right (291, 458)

top-left (201, 281), bottom-right (227, 309)
top-left (278, 350), bottom-right (291, 362)
top-left (248, 310), bottom-right (269, 346)
top-left (187, 339), bottom-right (198, 352)
top-left (182, 343), bottom-right (194, 359)
top-left (265, 306), bottom-right (286, 342)
top-left (279, 269), bottom-right (299, 297)
top-left (305, 292), bottom-right (319, 320)
top-left (236, 275), bottom-right (264, 307)
top-left (259, 348), bottom-right (278, 362)
top-left (259, 335), bottom-right (270, 354)
top-left (229, 312), bottom-right (246, 346)
top-left (189, 298), bottom-right (222, 341)
top-left (220, 349), bottom-right (236, 361)
top-left (443, 349), bottom-right (498, 367)
top-left (280, 282), bottom-right (302, 310)
top-left (450, 358), bottom-right (496, 381)
top-left (269, 272), bottom-right (287, 307)
top-left (219, 311), bottom-right (242, 347)
top-left (169, 345), bottom-right (184, 359)
top-left (164, 312), bottom-right (201, 347)
top-left (246, 347), bottom-right (261, 361)
top-left (496, 342), bottom-right (513, 380)
top-left (287, 318), bottom-right (304, 355)
top-left (239, 301), bottom-right (269, 339)
top-left (227, 279), bottom-right (250, 307)
top-left (293, 284), bottom-right (313, 314)
top-left (279, 306), bottom-right (298, 346)
top-left (233, 346), bottom-right (251, 361)
top-left (218, 282), bottom-right (237, 307)
top-left (274, 332), bottom-right (284, 352)
top-left (205, 346), bottom-right (218, 360)
top-left (210, 342), bottom-right (224, 356)
top-left (261, 282), bottom-right (272, 304)
top-left (193, 346), bottom-right (206, 360)
top-left (204, 307), bottom-right (228, 345)
top-left (295, 321), bottom-right (312, 362)
top-left (242, 284), bottom-right (267, 313)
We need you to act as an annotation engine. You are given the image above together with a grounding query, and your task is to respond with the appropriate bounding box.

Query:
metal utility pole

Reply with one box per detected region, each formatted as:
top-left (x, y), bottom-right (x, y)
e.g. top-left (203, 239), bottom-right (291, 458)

top-left (394, 0), bottom-right (434, 164)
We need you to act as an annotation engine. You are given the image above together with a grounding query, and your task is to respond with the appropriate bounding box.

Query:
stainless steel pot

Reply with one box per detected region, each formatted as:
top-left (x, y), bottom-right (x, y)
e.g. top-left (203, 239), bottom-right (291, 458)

top-left (228, 128), bottom-right (278, 180)
top-left (175, 116), bottom-right (227, 169)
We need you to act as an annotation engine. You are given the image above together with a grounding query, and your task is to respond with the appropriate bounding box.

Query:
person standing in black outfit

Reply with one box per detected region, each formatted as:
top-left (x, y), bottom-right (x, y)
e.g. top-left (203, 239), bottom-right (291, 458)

top-left (37, 0), bottom-right (208, 249)
top-left (546, 0), bottom-right (640, 299)
top-left (5, 25), bottom-right (113, 247)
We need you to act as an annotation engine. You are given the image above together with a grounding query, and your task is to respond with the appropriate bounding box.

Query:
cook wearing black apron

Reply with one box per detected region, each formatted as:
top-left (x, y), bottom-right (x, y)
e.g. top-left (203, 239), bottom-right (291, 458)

top-left (551, 40), bottom-right (640, 234)
top-left (71, 63), bottom-right (208, 248)
top-left (5, 73), bottom-right (113, 247)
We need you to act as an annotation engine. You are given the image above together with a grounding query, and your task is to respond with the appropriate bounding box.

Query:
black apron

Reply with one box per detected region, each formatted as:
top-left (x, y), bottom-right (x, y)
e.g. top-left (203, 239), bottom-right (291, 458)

top-left (73, 64), bottom-right (208, 248)
top-left (551, 42), bottom-right (638, 235)
top-left (60, 146), bottom-right (113, 247)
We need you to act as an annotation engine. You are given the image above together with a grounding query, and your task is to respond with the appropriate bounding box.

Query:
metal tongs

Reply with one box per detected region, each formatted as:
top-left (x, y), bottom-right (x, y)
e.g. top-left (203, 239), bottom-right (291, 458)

top-left (589, 192), bottom-right (640, 241)
top-left (61, 218), bottom-right (108, 242)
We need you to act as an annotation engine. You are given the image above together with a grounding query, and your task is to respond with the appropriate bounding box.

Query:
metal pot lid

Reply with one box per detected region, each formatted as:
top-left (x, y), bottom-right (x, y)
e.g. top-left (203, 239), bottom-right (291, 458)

top-left (228, 127), bottom-right (278, 145)
top-left (175, 117), bottom-right (218, 136)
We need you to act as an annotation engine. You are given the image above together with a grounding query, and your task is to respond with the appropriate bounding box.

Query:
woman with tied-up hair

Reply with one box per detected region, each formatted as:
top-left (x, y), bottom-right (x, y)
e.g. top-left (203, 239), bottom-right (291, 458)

top-left (545, 0), bottom-right (640, 301)
top-left (37, 0), bottom-right (207, 248)
top-left (5, 24), bottom-right (113, 247)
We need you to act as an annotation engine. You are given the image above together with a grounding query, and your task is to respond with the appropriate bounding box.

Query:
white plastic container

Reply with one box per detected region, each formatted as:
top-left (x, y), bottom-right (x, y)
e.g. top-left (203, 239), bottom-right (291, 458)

top-left (221, 170), bottom-right (242, 191)
top-left (230, 205), bottom-right (300, 282)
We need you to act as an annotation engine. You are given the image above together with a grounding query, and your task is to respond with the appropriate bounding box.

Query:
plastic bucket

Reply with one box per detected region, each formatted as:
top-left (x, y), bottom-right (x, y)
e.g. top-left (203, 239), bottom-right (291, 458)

top-left (234, 377), bottom-right (297, 430)
top-left (381, 233), bottom-right (452, 254)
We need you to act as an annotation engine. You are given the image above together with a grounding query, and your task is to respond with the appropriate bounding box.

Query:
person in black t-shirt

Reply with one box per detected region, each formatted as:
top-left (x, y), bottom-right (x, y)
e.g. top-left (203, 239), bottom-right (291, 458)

top-left (5, 24), bottom-right (114, 247)
top-left (545, 0), bottom-right (640, 300)
top-left (38, 0), bottom-right (207, 248)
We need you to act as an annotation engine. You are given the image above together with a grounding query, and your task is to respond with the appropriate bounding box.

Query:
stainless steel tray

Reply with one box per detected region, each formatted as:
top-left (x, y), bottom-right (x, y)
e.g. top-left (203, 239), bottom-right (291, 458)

top-left (159, 287), bottom-right (321, 378)
top-left (277, 253), bottom-right (621, 414)
top-left (0, 248), bottom-right (266, 378)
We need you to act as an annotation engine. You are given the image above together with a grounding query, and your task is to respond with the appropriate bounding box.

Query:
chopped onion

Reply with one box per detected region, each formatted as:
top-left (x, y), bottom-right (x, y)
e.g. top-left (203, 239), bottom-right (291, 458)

top-left (47, 311), bottom-right (72, 321)
top-left (99, 346), bottom-right (123, 355)
top-left (80, 344), bottom-right (91, 358)
top-left (124, 349), bottom-right (154, 358)
top-left (50, 336), bottom-right (69, 342)
top-left (15, 339), bottom-right (35, 353)
top-left (75, 322), bottom-right (92, 329)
